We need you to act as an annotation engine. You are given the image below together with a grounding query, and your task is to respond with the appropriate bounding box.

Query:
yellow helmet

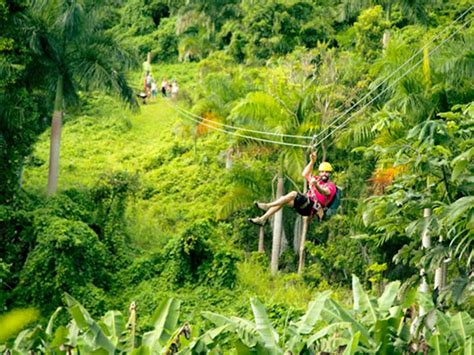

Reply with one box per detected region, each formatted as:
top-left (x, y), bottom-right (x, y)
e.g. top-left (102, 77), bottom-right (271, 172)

top-left (318, 162), bottom-right (333, 172)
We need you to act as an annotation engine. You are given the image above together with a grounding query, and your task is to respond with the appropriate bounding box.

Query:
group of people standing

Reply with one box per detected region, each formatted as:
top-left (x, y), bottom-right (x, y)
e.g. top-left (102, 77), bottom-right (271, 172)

top-left (143, 72), bottom-right (179, 102)
top-left (160, 77), bottom-right (179, 99)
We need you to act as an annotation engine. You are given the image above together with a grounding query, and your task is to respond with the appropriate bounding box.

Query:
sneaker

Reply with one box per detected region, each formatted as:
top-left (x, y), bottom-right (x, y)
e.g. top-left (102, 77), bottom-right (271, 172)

top-left (254, 201), bottom-right (269, 211)
top-left (247, 217), bottom-right (266, 226)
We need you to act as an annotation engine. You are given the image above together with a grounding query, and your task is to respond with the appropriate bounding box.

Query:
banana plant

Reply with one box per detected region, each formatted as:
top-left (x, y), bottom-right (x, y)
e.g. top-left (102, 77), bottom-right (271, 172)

top-left (64, 293), bottom-right (118, 353)
top-left (66, 295), bottom-right (187, 354)
top-left (183, 276), bottom-right (413, 354)
top-left (3, 290), bottom-right (472, 353)
top-left (190, 297), bottom-right (283, 354)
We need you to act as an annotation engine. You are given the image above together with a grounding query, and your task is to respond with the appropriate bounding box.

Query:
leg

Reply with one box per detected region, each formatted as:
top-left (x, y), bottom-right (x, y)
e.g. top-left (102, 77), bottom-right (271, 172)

top-left (260, 205), bottom-right (283, 221)
top-left (258, 191), bottom-right (297, 209)
top-left (249, 191), bottom-right (298, 225)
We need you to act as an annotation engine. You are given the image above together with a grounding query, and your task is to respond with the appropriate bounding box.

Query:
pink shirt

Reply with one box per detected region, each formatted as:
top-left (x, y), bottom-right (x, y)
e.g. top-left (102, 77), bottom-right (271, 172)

top-left (306, 175), bottom-right (336, 207)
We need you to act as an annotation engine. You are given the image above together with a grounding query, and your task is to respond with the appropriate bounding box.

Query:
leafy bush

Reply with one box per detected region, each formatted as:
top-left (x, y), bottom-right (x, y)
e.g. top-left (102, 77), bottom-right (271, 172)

top-left (354, 6), bottom-right (390, 59)
top-left (15, 217), bottom-right (109, 313)
top-left (162, 220), bottom-right (239, 288)
top-left (152, 17), bottom-right (179, 62)
top-left (91, 171), bottom-right (140, 253)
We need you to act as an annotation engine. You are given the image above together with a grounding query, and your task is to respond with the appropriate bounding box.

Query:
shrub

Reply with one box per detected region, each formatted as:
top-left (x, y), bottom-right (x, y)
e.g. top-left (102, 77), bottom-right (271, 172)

top-left (15, 217), bottom-right (109, 313)
top-left (162, 220), bottom-right (239, 288)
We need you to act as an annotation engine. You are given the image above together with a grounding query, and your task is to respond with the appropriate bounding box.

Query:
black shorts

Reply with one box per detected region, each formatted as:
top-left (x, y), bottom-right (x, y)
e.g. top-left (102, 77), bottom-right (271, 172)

top-left (293, 192), bottom-right (314, 216)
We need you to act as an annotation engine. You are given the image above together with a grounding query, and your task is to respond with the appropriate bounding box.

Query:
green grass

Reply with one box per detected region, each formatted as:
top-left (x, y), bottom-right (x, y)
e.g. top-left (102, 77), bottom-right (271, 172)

top-left (24, 63), bottom-right (229, 242)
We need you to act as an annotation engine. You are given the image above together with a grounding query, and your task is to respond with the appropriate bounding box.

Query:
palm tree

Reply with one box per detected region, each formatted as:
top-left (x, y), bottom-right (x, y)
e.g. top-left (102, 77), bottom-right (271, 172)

top-left (24, 0), bottom-right (138, 195)
top-left (229, 90), bottom-right (309, 274)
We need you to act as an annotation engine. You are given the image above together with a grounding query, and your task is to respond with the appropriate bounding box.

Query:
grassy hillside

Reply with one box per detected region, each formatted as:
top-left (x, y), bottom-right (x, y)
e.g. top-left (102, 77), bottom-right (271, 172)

top-left (23, 65), bottom-right (235, 242)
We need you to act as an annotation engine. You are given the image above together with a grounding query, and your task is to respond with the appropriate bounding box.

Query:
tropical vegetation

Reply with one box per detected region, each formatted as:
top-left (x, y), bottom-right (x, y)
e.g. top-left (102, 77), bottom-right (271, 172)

top-left (1, 0), bottom-right (472, 353)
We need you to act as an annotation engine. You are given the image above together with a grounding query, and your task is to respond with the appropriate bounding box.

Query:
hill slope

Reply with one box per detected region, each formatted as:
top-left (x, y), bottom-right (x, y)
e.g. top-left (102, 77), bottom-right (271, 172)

top-left (24, 83), bottom-right (231, 241)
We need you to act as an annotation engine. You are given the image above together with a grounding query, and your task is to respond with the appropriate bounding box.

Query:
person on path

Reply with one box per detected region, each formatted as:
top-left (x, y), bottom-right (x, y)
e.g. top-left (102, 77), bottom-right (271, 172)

top-left (161, 78), bottom-right (169, 97)
top-left (171, 80), bottom-right (179, 100)
top-left (146, 72), bottom-right (153, 96)
top-left (248, 152), bottom-right (337, 226)
top-left (151, 80), bottom-right (157, 101)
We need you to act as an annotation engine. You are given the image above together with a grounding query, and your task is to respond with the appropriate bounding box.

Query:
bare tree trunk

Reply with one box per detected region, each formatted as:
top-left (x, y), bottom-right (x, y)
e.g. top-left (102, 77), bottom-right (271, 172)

top-left (280, 228), bottom-right (288, 256)
top-left (258, 226), bottom-right (265, 252)
top-left (147, 51), bottom-right (152, 65)
top-left (383, 30), bottom-right (390, 50)
top-left (321, 143), bottom-right (327, 161)
top-left (293, 215), bottom-right (302, 253)
top-left (298, 216), bottom-right (309, 274)
top-left (127, 301), bottom-right (137, 351)
top-left (225, 147), bottom-right (234, 169)
top-left (271, 176), bottom-right (284, 275)
top-left (297, 180), bottom-right (309, 274)
top-left (434, 236), bottom-right (447, 291)
top-left (434, 262), bottom-right (447, 291)
top-left (419, 208), bottom-right (431, 315)
top-left (47, 76), bottom-right (64, 195)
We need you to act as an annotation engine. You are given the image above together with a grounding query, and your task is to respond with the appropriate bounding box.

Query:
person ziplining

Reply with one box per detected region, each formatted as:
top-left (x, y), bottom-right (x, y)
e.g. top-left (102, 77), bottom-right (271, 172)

top-left (248, 152), bottom-right (338, 226)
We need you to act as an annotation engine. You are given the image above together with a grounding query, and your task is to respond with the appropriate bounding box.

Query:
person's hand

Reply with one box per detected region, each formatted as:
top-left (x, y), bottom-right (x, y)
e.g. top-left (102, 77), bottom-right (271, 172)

top-left (310, 176), bottom-right (319, 185)
top-left (310, 151), bottom-right (317, 163)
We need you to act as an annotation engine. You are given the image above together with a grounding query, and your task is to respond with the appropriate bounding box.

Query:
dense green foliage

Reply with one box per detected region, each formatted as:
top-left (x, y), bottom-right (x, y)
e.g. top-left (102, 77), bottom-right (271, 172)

top-left (2, 278), bottom-right (473, 353)
top-left (1, 0), bottom-right (473, 353)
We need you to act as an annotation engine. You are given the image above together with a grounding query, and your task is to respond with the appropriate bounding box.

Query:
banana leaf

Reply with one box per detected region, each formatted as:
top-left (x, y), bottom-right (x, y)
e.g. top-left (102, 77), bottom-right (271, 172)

top-left (294, 291), bottom-right (331, 334)
top-left (250, 297), bottom-right (281, 353)
top-left (352, 275), bottom-right (376, 322)
top-left (306, 322), bottom-right (351, 347)
top-left (428, 334), bottom-right (448, 355)
top-left (64, 293), bottom-right (115, 354)
top-left (99, 311), bottom-right (125, 347)
top-left (377, 281), bottom-right (400, 314)
top-left (343, 331), bottom-right (360, 355)
top-left (142, 298), bottom-right (181, 352)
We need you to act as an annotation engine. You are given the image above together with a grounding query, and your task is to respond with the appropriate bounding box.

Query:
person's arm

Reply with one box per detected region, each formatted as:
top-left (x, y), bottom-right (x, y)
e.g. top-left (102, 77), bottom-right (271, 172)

top-left (313, 181), bottom-right (331, 196)
top-left (302, 152), bottom-right (317, 179)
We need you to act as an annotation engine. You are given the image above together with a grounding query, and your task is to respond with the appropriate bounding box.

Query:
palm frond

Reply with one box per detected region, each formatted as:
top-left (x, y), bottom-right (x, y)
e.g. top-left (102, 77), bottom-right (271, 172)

top-left (56, 0), bottom-right (85, 40)
top-left (70, 42), bottom-right (136, 107)
top-left (336, 113), bottom-right (377, 148)
top-left (229, 91), bottom-right (291, 134)
top-left (216, 186), bottom-right (254, 219)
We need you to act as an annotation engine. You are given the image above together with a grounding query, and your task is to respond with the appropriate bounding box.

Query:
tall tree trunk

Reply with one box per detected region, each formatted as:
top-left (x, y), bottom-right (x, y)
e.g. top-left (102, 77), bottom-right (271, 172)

top-left (434, 236), bottom-right (447, 291)
top-left (383, 30), bottom-right (390, 50)
top-left (419, 207), bottom-right (431, 315)
top-left (270, 175), bottom-right (284, 275)
top-left (147, 51), bottom-right (152, 66)
top-left (297, 180), bottom-right (309, 274)
top-left (280, 228), bottom-right (288, 256)
top-left (293, 215), bottom-right (302, 253)
top-left (47, 76), bottom-right (64, 195)
top-left (258, 226), bottom-right (265, 252)
top-left (383, 1), bottom-right (392, 50)
top-left (128, 301), bottom-right (137, 350)
top-left (321, 143), bottom-right (327, 161)
top-left (225, 147), bottom-right (234, 169)
top-left (434, 261), bottom-right (447, 291)
top-left (298, 216), bottom-right (309, 274)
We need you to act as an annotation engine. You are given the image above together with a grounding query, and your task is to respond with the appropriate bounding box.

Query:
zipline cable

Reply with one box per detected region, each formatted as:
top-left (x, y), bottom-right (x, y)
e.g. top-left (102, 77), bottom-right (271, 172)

top-left (166, 100), bottom-right (312, 148)
top-left (164, 11), bottom-right (472, 148)
top-left (171, 5), bottom-right (472, 142)
top-left (312, 5), bottom-right (473, 143)
top-left (171, 102), bottom-right (313, 140)
top-left (314, 15), bottom-right (473, 148)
